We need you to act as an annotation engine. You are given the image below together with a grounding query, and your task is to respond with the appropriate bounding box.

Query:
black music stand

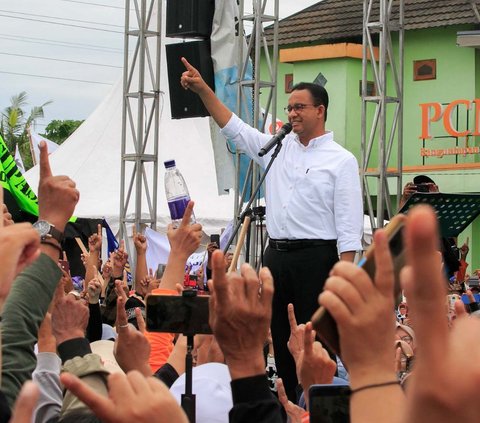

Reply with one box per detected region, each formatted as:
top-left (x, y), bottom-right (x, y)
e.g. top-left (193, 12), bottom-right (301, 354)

top-left (398, 192), bottom-right (480, 237)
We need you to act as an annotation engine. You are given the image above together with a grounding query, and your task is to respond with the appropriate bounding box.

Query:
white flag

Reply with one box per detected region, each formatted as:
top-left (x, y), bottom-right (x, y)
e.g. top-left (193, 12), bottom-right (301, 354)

top-left (210, 0), bottom-right (254, 194)
top-left (144, 227), bottom-right (207, 276)
top-left (29, 129), bottom-right (59, 165)
top-left (14, 145), bottom-right (25, 174)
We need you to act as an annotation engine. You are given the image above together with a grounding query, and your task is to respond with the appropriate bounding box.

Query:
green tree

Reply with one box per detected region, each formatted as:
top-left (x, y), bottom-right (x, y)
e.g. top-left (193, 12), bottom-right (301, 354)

top-left (0, 92), bottom-right (52, 170)
top-left (42, 119), bottom-right (84, 144)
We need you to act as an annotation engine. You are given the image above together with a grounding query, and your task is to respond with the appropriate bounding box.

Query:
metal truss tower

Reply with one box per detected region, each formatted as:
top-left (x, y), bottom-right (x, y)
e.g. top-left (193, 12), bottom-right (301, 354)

top-left (119, 0), bottom-right (161, 255)
top-left (361, 0), bottom-right (404, 230)
top-left (236, 0), bottom-right (279, 267)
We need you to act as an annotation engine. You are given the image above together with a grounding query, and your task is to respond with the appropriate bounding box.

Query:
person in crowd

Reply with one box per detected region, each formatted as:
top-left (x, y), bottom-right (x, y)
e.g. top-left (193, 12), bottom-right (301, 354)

top-left (399, 175), bottom-right (461, 279)
top-left (144, 201), bottom-right (203, 372)
top-left (0, 140), bottom-right (79, 420)
top-left (181, 57), bottom-right (363, 401)
top-left (100, 245), bottom-right (128, 326)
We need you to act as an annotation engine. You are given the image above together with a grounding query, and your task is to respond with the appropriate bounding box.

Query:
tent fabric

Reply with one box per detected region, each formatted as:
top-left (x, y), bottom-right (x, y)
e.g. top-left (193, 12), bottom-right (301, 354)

top-left (24, 36), bottom-right (235, 236)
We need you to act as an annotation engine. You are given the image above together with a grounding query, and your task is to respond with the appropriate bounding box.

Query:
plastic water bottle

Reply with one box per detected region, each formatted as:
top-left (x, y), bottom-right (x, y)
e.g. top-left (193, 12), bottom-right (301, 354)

top-left (164, 160), bottom-right (195, 227)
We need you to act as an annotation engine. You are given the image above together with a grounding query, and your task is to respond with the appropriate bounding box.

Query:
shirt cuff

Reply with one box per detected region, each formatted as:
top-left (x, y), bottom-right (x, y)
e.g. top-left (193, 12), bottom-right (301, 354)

top-left (230, 374), bottom-right (273, 405)
top-left (57, 338), bottom-right (92, 363)
top-left (35, 352), bottom-right (62, 372)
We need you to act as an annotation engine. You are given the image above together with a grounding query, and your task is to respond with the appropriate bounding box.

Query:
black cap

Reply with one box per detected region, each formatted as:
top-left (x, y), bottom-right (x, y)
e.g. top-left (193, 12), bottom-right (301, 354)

top-left (164, 160), bottom-right (176, 169)
top-left (413, 174), bottom-right (435, 185)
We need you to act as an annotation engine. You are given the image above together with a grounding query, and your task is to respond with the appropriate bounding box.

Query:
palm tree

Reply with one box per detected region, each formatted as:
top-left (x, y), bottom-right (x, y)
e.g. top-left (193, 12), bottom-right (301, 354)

top-left (0, 91), bottom-right (52, 168)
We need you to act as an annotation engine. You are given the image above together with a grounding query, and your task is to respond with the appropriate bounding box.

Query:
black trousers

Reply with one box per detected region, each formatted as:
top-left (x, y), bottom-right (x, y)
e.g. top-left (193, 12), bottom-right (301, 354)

top-left (264, 243), bottom-right (339, 403)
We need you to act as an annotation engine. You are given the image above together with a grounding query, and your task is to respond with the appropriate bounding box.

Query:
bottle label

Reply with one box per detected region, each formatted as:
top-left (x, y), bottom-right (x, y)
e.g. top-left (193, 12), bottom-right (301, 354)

top-left (168, 196), bottom-right (190, 220)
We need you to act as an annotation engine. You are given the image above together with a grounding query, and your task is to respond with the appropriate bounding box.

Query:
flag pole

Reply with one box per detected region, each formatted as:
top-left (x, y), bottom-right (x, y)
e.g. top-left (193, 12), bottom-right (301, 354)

top-left (27, 126), bottom-right (36, 166)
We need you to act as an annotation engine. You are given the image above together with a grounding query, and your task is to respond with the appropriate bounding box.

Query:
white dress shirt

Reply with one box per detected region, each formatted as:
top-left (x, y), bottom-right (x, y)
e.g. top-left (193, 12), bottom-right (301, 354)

top-left (221, 113), bottom-right (363, 254)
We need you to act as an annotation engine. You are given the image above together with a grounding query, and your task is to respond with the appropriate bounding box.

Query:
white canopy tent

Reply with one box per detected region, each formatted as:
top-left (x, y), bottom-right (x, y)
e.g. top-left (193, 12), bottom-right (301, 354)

top-left (24, 52), bottom-right (235, 236)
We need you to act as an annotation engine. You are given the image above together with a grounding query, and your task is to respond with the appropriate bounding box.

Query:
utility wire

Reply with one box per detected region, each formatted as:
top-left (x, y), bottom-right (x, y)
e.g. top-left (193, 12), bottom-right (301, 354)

top-left (0, 33), bottom-right (123, 53)
top-left (59, 0), bottom-right (126, 10)
top-left (0, 9), bottom-right (123, 28)
top-left (0, 14), bottom-right (123, 34)
top-left (0, 70), bottom-right (113, 85)
top-left (0, 51), bottom-right (122, 68)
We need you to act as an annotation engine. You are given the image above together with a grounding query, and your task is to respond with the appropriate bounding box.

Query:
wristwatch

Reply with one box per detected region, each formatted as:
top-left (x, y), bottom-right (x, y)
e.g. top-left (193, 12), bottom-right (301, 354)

top-left (33, 220), bottom-right (64, 243)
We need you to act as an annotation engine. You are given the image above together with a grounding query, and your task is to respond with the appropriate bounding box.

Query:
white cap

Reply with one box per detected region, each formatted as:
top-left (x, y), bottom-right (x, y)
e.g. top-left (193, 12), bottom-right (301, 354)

top-left (169, 363), bottom-right (232, 423)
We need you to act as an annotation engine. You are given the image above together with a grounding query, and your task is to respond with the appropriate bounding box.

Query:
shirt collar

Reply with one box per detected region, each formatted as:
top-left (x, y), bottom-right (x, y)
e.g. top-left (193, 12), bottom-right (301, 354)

top-left (292, 131), bottom-right (333, 149)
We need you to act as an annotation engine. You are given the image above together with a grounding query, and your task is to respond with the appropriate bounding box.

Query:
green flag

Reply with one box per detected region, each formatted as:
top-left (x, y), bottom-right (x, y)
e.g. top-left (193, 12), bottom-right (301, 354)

top-left (0, 134), bottom-right (39, 216)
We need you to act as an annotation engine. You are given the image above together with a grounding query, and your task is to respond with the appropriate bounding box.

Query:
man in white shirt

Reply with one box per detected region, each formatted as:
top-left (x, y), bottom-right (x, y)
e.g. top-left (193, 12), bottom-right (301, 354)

top-left (181, 58), bottom-right (363, 401)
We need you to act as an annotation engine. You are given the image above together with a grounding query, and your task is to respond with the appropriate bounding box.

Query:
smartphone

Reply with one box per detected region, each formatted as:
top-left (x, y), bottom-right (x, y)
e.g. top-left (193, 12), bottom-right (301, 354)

top-left (415, 183), bottom-right (429, 193)
top-left (146, 293), bottom-right (212, 335)
top-left (59, 259), bottom-right (70, 273)
top-left (312, 214), bottom-right (406, 356)
top-left (210, 234), bottom-right (220, 247)
top-left (447, 293), bottom-right (461, 310)
top-left (309, 384), bottom-right (351, 423)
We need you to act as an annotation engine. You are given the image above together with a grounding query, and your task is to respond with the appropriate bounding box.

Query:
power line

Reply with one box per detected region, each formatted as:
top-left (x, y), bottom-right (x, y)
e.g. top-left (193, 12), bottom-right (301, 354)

top-left (0, 33), bottom-right (123, 53)
top-left (0, 9), bottom-right (123, 28)
top-left (0, 51), bottom-right (122, 68)
top-left (0, 14), bottom-right (123, 34)
top-left (59, 0), bottom-right (126, 10)
top-left (0, 70), bottom-right (113, 85)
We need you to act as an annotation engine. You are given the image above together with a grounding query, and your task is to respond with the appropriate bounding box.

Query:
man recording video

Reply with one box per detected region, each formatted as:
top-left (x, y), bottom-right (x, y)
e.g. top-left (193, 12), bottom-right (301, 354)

top-left (180, 57), bottom-right (363, 401)
top-left (399, 175), bottom-right (461, 279)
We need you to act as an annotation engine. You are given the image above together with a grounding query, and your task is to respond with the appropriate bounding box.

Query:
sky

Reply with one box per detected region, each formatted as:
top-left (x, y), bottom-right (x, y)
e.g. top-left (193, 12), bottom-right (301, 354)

top-left (0, 0), bottom-right (320, 133)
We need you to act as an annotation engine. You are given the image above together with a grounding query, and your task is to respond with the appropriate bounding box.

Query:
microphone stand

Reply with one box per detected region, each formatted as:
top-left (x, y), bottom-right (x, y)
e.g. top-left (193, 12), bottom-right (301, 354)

top-left (222, 138), bottom-right (284, 256)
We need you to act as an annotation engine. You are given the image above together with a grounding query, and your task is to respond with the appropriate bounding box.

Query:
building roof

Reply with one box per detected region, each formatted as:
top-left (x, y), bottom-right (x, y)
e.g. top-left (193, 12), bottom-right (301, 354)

top-left (266, 0), bottom-right (479, 46)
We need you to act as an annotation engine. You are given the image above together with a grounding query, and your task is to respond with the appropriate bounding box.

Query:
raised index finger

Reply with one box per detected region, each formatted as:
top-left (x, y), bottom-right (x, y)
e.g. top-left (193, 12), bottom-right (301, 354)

top-left (210, 249), bottom-right (228, 297)
top-left (179, 200), bottom-right (194, 228)
top-left (181, 56), bottom-right (194, 71)
top-left (403, 205), bottom-right (448, 365)
top-left (287, 303), bottom-right (298, 332)
top-left (39, 141), bottom-right (52, 179)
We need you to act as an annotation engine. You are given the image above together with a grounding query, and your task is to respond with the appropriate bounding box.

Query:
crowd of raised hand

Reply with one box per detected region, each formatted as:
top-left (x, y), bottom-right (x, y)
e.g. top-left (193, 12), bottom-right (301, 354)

top-left (0, 141), bottom-right (479, 423)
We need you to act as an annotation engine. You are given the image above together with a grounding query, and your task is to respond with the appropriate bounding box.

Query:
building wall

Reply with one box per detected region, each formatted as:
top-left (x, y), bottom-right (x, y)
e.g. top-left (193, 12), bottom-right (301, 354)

top-left (260, 23), bottom-right (480, 269)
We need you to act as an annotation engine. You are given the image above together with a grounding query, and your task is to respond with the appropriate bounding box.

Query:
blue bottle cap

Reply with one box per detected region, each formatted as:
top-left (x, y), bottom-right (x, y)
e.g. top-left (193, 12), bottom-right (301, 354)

top-left (164, 160), bottom-right (176, 169)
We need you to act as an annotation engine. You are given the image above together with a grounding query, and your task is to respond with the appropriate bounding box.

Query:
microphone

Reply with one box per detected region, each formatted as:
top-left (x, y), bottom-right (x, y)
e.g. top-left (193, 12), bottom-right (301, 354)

top-left (258, 122), bottom-right (293, 157)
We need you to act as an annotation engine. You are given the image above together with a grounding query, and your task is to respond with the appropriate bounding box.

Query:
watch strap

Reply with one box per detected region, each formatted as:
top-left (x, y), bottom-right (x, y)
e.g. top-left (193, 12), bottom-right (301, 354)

top-left (41, 240), bottom-right (63, 257)
top-left (49, 225), bottom-right (64, 243)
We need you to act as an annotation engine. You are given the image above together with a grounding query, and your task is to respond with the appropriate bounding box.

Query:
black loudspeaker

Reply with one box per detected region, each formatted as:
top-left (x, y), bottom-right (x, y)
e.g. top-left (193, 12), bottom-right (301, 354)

top-left (166, 40), bottom-right (215, 119)
top-left (166, 0), bottom-right (215, 39)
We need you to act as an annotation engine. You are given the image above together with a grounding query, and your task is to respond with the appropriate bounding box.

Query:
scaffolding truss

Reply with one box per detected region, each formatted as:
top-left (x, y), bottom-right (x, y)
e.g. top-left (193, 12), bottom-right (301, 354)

top-left (361, 0), bottom-right (404, 230)
top-left (119, 0), bottom-right (161, 269)
top-left (235, 0), bottom-right (279, 266)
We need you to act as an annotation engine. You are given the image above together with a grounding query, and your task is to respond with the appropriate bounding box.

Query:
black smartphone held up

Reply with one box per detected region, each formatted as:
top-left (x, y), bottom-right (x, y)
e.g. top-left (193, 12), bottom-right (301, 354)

top-left (210, 233), bottom-right (220, 247)
top-left (311, 214), bottom-right (406, 356)
top-left (309, 384), bottom-right (351, 423)
top-left (58, 259), bottom-right (70, 273)
top-left (146, 292), bottom-right (212, 335)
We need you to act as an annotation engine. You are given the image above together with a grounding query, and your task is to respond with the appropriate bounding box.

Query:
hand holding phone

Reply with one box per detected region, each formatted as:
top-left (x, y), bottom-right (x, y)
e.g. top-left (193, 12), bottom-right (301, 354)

top-left (146, 292), bottom-right (211, 335)
top-left (309, 384), bottom-right (350, 423)
top-left (312, 214), bottom-right (406, 356)
top-left (210, 234), bottom-right (220, 247)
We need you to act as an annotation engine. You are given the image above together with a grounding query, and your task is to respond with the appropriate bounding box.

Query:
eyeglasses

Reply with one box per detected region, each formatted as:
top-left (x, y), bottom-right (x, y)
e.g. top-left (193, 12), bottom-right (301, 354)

top-left (284, 103), bottom-right (319, 114)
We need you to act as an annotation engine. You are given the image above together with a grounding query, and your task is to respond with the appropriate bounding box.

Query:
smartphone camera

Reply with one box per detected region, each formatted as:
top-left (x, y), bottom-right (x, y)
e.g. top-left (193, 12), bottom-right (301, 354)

top-left (415, 183), bottom-right (429, 193)
top-left (146, 291), bottom-right (212, 335)
top-left (210, 234), bottom-right (220, 247)
top-left (309, 384), bottom-right (350, 423)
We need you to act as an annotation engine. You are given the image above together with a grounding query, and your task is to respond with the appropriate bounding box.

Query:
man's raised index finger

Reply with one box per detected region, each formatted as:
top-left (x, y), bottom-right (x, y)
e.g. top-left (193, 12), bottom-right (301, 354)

top-left (39, 141), bottom-right (53, 179)
top-left (181, 56), bottom-right (193, 71)
top-left (287, 303), bottom-right (298, 330)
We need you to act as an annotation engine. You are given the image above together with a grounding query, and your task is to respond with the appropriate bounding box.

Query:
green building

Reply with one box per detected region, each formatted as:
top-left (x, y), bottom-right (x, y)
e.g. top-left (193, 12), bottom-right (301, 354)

top-left (262, 0), bottom-right (480, 269)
